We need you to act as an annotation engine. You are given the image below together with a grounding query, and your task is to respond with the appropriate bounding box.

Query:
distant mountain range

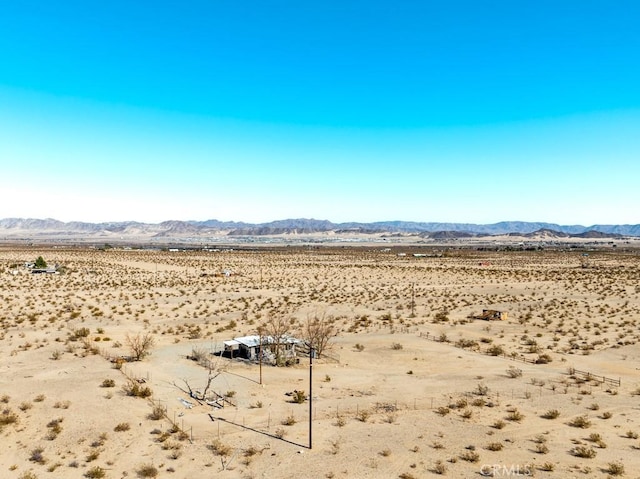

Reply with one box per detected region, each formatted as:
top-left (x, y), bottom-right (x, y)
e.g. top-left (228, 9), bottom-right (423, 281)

top-left (0, 217), bottom-right (639, 239)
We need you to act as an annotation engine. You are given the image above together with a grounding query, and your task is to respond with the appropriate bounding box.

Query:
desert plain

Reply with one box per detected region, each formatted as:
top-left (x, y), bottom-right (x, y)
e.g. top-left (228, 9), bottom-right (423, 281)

top-left (1, 242), bottom-right (640, 479)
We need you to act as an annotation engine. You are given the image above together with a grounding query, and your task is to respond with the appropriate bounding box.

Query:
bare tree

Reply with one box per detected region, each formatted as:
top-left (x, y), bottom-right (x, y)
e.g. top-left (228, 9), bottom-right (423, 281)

top-left (176, 353), bottom-right (226, 401)
top-left (125, 332), bottom-right (155, 361)
top-left (263, 314), bottom-right (290, 366)
top-left (300, 313), bottom-right (336, 357)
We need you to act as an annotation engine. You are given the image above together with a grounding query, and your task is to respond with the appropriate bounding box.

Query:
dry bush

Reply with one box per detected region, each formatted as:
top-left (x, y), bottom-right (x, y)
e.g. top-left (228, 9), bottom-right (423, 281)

top-left (606, 461), bottom-right (625, 476)
top-left (568, 415), bottom-right (592, 428)
top-left (84, 466), bottom-right (106, 478)
top-left (432, 460), bottom-right (447, 475)
top-left (485, 442), bottom-right (503, 451)
top-left (125, 332), bottom-right (155, 361)
top-left (506, 366), bottom-right (523, 378)
top-left (541, 409), bottom-right (560, 419)
top-left (492, 420), bottom-right (506, 429)
top-left (123, 380), bottom-right (152, 398)
top-left (571, 445), bottom-right (596, 458)
top-left (506, 408), bottom-right (524, 422)
top-left (356, 410), bottom-right (370, 422)
top-left (281, 414), bottom-right (296, 426)
top-left (136, 463), bottom-right (159, 478)
top-left (148, 404), bottom-right (165, 420)
top-left (114, 422), bottom-right (130, 432)
top-left (209, 439), bottom-right (231, 456)
top-left (459, 450), bottom-right (480, 463)
top-left (0, 408), bottom-right (19, 427)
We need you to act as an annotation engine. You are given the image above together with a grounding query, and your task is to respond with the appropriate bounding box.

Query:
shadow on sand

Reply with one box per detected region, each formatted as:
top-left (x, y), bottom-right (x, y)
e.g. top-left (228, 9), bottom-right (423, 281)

top-left (213, 415), bottom-right (309, 449)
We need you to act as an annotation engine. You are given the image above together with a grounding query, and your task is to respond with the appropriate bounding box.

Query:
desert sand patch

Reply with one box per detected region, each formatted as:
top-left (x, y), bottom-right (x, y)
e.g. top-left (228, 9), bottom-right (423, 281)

top-left (1, 246), bottom-right (639, 478)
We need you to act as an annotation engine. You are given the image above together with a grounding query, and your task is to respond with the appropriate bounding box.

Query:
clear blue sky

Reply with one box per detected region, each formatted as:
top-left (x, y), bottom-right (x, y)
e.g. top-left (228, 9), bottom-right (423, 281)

top-left (1, 1), bottom-right (639, 225)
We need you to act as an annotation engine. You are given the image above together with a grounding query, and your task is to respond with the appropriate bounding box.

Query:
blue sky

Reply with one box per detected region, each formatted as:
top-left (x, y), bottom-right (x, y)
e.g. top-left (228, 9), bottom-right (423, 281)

top-left (1, 1), bottom-right (639, 225)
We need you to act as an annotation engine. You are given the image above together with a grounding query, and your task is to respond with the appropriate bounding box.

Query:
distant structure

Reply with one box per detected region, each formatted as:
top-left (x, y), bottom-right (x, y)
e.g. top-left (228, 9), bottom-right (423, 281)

top-left (475, 309), bottom-right (508, 321)
top-left (223, 334), bottom-right (302, 362)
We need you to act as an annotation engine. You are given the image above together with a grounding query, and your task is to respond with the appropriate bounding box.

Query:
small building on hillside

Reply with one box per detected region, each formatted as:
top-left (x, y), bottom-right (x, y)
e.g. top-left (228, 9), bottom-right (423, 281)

top-left (476, 309), bottom-right (508, 321)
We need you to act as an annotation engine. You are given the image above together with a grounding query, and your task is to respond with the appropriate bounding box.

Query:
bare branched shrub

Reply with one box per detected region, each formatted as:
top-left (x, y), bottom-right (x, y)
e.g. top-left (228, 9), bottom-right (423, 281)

top-left (301, 313), bottom-right (337, 356)
top-left (125, 332), bottom-right (155, 361)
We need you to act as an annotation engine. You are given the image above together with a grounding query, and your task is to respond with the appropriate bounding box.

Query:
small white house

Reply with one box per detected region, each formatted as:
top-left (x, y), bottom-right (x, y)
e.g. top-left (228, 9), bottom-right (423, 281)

top-left (224, 334), bottom-right (302, 361)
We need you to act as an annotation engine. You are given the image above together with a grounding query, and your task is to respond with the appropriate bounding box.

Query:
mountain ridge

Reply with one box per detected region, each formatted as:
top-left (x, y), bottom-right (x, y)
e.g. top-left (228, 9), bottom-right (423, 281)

top-left (1, 217), bottom-right (639, 237)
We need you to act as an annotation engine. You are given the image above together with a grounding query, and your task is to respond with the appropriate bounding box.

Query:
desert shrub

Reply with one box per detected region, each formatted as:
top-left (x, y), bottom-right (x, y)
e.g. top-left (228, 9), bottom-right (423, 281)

top-left (571, 445), bottom-right (596, 458)
top-left (148, 405), bottom-right (165, 420)
top-left (281, 414), bottom-right (296, 426)
top-left (123, 381), bottom-right (152, 398)
top-left (459, 450), bottom-right (480, 463)
top-left (506, 408), bottom-right (524, 422)
top-left (356, 409), bottom-right (371, 422)
top-left (72, 327), bottom-right (90, 339)
top-left (19, 473), bottom-right (38, 479)
top-left (114, 422), bottom-right (130, 432)
top-left (601, 411), bottom-right (613, 419)
top-left (568, 415), bottom-right (592, 428)
top-left (136, 464), bottom-right (158, 478)
top-left (380, 448), bottom-right (392, 457)
top-left (541, 409), bottom-right (560, 419)
top-left (485, 442), bottom-right (503, 451)
top-left (432, 460), bottom-right (447, 475)
top-left (506, 366), bottom-right (522, 378)
top-left (292, 390), bottom-right (306, 404)
top-left (606, 461), bottom-right (625, 476)
top-left (0, 408), bottom-right (19, 426)
top-left (487, 344), bottom-right (505, 356)
top-left (30, 447), bottom-right (46, 464)
top-left (492, 420), bottom-right (506, 429)
top-left (101, 379), bottom-right (115, 388)
top-left (391, 342), bottom-right (403, 350)
top-left (539, 462), bottom-right (555, 471)
top-left (456, 338), bottom-right (479, 349)
top-left (85, 450), bottom-right (100, 462)
top-left (84, 466), bottom-right (106, 478)
top-left (536, 353), bottom-right (553, 364)
top-left (209, 439), bottom-right (231, 456)
top-left (625, 430), bottom-right (639, 439)
top-left (474, 383), bottom-right (489, 396)
top-left (535, 443), bottom-right (549, 454)
top-left (354, 343), bottom-right (365, 352)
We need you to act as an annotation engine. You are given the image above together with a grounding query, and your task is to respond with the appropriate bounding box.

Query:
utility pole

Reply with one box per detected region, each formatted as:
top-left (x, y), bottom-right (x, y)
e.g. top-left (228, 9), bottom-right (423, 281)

top-left (259, 329), bottom-right (263, 385)
top-left (309, 346), bottom-right (314, 449)
top-left (411, 282), bottom-right (415, 317)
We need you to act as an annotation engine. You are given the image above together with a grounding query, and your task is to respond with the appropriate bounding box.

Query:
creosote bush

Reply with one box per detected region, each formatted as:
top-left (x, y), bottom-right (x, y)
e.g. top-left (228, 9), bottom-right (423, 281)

top-left (136, 463), bottom-right (159, 478)
top-left (568, 415), bottom-right (592, 428)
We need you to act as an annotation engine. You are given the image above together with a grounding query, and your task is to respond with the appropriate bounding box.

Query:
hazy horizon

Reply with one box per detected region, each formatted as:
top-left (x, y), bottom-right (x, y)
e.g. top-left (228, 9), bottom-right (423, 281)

top-left (2, 2), bottom-right (639, 225)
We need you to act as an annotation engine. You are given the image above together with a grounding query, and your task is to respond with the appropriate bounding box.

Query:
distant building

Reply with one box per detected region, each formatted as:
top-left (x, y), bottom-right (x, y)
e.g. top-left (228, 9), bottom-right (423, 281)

top-left (223, 334), bottom-right (302, 361)
top-left (476, 309), bottom-right (508, 321)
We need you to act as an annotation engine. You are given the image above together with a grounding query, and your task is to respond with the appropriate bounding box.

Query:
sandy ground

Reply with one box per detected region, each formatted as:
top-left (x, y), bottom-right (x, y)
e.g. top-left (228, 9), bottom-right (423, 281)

top-left (1, 245), bottom-right (640, 479)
